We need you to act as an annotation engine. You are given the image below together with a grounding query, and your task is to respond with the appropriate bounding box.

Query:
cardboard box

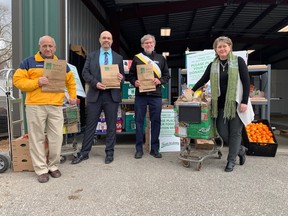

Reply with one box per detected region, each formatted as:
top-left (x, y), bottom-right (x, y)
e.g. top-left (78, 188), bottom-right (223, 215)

top-left (12, 136), bottom-right (34, 171)
top-left (70, 45), bottom-right (87, 58)
top-left (280, 130), bottom-right (288, 137)
top-left (12, 156), bottom-right (34, 172)
top-left (11, 135), bottom-right (50, 171)
top-left (195, 139), bottom-right (214, 150)
top-left (242, 119), bottom-right (278, 157)
top-left (174, 101), bottom-right (215, 139)
top-left (12, 136), bottom-right (30, 156)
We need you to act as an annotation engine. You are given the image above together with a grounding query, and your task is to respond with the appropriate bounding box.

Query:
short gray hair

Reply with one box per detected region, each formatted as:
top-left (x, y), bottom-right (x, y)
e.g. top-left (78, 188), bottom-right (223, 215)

top-left (140, 34), bottom-right (156, 45)
top-left (38, 35), bottom-right (56, 46)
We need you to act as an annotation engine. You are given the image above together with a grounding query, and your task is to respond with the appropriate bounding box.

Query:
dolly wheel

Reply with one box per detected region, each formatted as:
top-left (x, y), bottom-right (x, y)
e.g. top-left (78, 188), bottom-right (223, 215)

top-left (218, 151), bottom-right (222, 159)
top-left (60, 155), bottom-right (67, 164)
top-left (182, 160), bottom-right (190, 168)
top-left (196, 162), bottom-right (202, 171)
top-left (0, 154), bottom-right (10, 173)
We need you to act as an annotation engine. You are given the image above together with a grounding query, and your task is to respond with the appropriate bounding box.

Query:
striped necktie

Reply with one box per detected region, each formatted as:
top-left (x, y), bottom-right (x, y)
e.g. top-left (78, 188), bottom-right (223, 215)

top-left (104, 52), bottom-right (108, 65)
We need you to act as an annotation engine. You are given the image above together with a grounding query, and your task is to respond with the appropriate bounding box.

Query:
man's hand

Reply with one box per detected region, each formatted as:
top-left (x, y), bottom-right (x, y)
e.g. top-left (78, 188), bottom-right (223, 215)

top-left (118, 73), bottom-right (123, 81)
top-left (96, 82), bottom-right (106, 90)
top-left (135, 80), bottom-right (141, 87)
top-left (69, 98), bottom-right (77, 105)
top-left (153, 78), bottom-right (161, 86)
top-left (38, 77), bottom-right (49, 86)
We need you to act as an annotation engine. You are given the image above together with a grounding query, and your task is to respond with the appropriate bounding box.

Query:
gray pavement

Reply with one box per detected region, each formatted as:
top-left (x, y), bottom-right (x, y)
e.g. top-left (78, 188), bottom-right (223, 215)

top-left (0, 133), bottom-right (288, 216)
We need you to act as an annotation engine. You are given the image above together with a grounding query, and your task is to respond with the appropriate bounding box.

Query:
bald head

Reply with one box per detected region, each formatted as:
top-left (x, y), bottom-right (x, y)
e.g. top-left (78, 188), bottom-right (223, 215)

top-left (99, 31), bottom-right (113, 51)
top-left (38, 35), bottom-right (56, 59)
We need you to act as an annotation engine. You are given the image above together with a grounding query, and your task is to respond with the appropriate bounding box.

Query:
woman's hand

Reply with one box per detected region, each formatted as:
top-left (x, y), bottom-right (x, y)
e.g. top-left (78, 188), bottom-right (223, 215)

top-left (239, 103), bottom-right (247, 112)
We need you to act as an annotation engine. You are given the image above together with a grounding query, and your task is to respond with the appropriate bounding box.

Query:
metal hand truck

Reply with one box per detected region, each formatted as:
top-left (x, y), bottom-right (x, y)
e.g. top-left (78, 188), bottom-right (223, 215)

top-left (0, 69), bottom-right (24, 173)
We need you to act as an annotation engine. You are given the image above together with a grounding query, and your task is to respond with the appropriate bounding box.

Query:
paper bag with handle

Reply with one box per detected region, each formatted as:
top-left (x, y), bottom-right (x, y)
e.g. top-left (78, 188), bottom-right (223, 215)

top-left (136, 64), bottom-right (156, 93)
top-left (100, 64), bottom-right (121, 89)
top-left (42, 59), bottom-right (67, 92)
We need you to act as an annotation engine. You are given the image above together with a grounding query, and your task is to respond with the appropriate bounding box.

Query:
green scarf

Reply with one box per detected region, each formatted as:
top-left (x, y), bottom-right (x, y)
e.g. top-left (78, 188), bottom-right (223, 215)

top-left (210, 52), bottom-right (239, 119)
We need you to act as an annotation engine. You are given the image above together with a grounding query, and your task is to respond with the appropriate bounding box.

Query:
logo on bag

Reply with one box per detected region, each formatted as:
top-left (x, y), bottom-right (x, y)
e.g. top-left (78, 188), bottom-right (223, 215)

top-left (45, 63), bottom-right (52, 69)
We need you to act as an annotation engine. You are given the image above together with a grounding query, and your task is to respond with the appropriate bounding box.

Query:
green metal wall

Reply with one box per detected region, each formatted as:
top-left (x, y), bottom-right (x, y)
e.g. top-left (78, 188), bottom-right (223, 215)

top-left (21, 0), bottom-right (65, 59)
top-left (12, 0), bottom-right (65, 133)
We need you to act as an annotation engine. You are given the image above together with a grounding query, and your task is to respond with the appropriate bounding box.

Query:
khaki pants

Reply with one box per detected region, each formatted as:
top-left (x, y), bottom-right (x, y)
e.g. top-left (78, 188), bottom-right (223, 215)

top-left (26, 105), bottom-right (63, 175)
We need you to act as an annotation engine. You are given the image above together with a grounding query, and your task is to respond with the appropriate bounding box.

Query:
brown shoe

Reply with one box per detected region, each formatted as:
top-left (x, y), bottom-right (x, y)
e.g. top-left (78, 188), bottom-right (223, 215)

top-left (49, 170), bottom-right (62, 178)
top-left (37, 173), bottom-right (49, 183)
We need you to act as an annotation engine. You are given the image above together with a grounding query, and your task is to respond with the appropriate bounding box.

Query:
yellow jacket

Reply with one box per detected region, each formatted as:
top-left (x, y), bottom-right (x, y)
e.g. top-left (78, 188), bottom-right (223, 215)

top-left (13, 52), bottom-right (76, 106)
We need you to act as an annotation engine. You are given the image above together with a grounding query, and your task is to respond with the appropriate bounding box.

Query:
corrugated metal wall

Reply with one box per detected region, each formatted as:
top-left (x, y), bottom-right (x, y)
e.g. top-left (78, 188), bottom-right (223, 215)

top-left (21, 0), bottom-right (65, 59)
top-left (68, 0), bottom-right (105, 53)
top-left (13, 0), bottom-right (120, 63)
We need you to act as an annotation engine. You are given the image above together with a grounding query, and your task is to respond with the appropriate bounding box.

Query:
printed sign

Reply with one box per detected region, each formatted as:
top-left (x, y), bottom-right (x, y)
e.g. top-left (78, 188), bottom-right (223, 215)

top-left (186, 50), bottom-right (248, 88)
top-left (159, 109), bottom-right (180, 152)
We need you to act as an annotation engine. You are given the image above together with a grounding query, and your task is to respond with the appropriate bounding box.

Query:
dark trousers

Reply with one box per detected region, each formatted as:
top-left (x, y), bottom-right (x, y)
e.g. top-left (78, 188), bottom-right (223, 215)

top-left (134, 95), bottom-right (162, 153)
top-left (216, 109), bottom-right (245, 162)
top-left (81, 91), bottom-right (119, 157)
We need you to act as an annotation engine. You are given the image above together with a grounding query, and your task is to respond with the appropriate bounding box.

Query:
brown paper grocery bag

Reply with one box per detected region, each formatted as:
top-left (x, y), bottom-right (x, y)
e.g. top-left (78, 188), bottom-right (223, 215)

top-left (136, 64), bottom-right (156, 92)
top-left (100, 64), bottom-right (121, 89)
top-left (42, 59), bottom-right (67, 92)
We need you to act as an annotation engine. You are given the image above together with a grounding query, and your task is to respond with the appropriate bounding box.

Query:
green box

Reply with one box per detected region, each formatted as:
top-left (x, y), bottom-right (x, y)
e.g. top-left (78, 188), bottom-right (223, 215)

top-left (186, 110), bottom-right (215, 139)
top-left (125, 111), bottom-right (146, 132)
top-left (161, 83), bottom-right (168, 99)
top-left (122, 81), bottom-right (135, 99)
top-left (63, 106), bottom-right (79, 124)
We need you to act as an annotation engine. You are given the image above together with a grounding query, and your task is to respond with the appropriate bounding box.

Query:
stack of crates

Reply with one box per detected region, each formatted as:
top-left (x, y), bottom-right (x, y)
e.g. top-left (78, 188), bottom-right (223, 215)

top-left (63, 105), bottom-right (80, 134)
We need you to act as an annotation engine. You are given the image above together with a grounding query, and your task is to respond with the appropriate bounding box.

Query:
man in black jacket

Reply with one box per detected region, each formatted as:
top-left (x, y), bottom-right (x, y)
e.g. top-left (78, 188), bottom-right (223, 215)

top-left (72, 31), bottom-right (125, 164)
top-left (127, 34), bottom-right (170, 159)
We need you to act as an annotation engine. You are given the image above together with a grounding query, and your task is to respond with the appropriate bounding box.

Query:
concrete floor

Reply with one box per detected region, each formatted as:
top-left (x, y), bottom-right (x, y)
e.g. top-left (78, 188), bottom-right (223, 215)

top-left (0, 131), bottom-right (287, 216)
top-left (1, 94), bottom-right (288, 215)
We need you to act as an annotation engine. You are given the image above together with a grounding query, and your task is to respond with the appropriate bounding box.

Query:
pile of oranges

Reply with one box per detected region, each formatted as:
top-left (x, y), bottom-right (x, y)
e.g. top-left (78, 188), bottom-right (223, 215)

top-left (245, 122), bottom-right (275, 144)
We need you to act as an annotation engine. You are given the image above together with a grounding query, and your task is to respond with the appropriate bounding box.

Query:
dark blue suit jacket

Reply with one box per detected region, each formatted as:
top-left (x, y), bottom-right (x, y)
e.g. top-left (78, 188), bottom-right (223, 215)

top-left (82, 50), bottom-right (125, 103)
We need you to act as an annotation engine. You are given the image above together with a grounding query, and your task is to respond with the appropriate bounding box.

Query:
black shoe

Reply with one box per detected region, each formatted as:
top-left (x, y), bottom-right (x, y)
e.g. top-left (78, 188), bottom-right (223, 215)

top-left (134, 152), bottom-right (143, 159)
top-left (225, 162), bottom-right (235, 172)
top-left (150, 151), bottom-right (162, 158)
top-left (71, 153), bottom-right (89, 164)
top-left (238, 147), bottom-right (247, 165)
top-left (105, 155), bottom-right (114, 164)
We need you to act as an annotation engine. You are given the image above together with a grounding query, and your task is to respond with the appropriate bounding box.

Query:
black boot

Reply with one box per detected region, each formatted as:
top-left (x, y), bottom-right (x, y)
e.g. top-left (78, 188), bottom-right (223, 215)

top-left (238, 146), bottom-right (248, 165)
top-left (225, 161), bottom-right (235, 172)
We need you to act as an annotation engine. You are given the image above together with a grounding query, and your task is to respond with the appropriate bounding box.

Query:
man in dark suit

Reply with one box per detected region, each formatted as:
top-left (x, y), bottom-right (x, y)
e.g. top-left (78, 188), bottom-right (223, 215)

top-left (72, 31), bottom-right (125, 164)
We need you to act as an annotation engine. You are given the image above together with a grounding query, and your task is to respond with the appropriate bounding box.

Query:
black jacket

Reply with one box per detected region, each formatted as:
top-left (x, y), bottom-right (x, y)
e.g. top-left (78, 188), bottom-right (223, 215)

top-left (127, 51), bottom-right (170, 97)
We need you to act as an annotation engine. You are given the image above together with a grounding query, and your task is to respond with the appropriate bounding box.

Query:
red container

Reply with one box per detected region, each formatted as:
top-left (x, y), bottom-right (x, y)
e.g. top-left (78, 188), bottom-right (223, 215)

top-left (116, 120), bottom-right (122, 133)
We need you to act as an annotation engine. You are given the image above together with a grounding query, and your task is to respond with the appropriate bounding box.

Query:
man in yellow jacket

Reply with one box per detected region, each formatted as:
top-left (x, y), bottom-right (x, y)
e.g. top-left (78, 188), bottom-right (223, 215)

top-left (13, 35), bottom-right (77, 183)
